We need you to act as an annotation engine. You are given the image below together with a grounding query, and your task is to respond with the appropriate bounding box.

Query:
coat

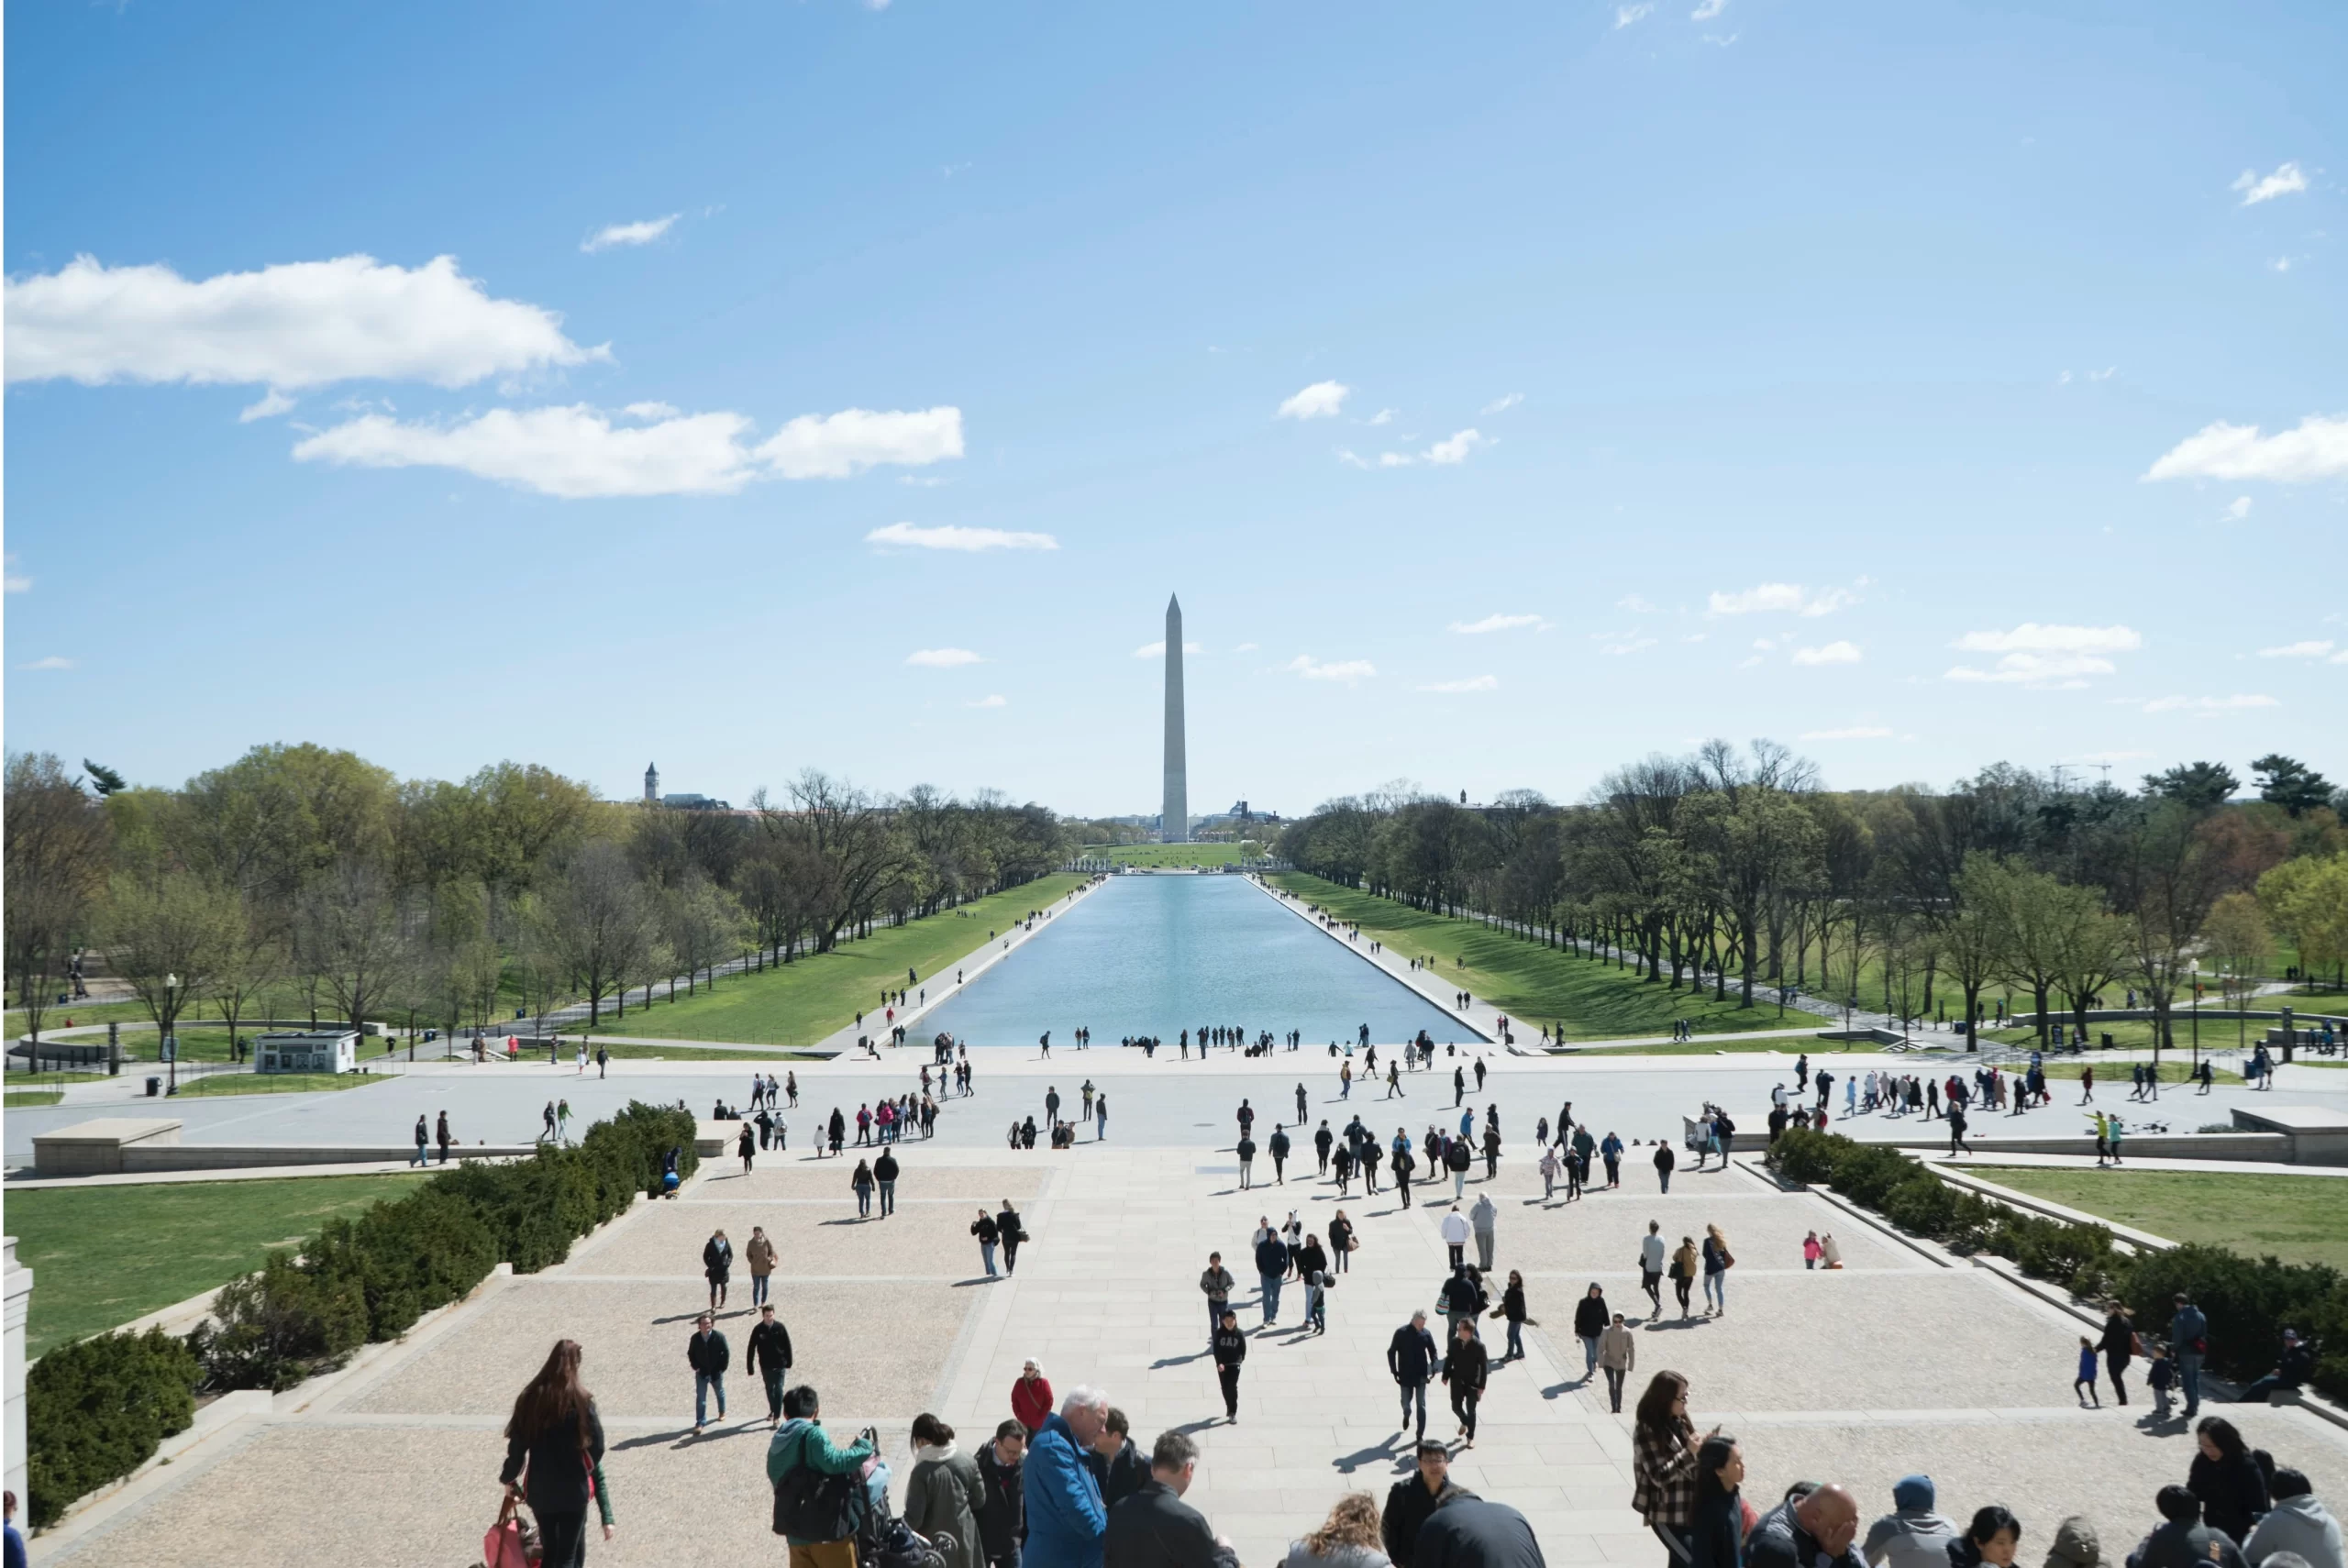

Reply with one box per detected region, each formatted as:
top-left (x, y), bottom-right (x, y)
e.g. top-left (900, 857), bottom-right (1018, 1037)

top-left (1748, 1499), bottom-right (1866, 1568)
top-left (748, 1319), bottom-right (793, 1376)
top-left (1104, 1477), bottom-right (1230, 1568)
top-left (1412, 1497), bottom-right (1545, 1568)
top-left (1573, 1297), bottom-right (1610, 1339)
top-left (1012, 1375), bottom-right (1057, 1434)
top-left (2190, 1452), bottom-right (2271, 1546)
top-left (747, 1235), bottom-right (779, 1277)
top-left (1382, 1476), bottom-right (1468, 1568)
top-left (907, 1447), bottom-right (988, 1568)
top-left (1597, 1323), bottom-right (1637, 1373)
top-left (499, 1398), bottom-right (606, 1515)
top-left (1390, 1323), bottom-right (1438, 1385)
top-left (703, 1237), bottom-right (733, 1282)
top-left (768, 1418), bottom-right (877, 1548)
top-left (2241, 1494), bottom-right (2342, 1568)
top-left (1024, 1412), bottom-right (1109, 1568)
top-left (977, 1442), bottom-right (1025, 1560)
top-left (1444, 1334), bottom-right (1489, 1393)
top-left (687, 1328), bottom-right (730, 1375)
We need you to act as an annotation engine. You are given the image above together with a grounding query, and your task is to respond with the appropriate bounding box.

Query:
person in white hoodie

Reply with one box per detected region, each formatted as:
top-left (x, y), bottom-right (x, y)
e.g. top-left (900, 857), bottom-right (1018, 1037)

top-left (1861, 1474), bottom-right (1961, 1568)
top-left (1440, 1205), bottom-right (1471, 1270)
top-left (2243, 1470), bottom-right (2344, 1568)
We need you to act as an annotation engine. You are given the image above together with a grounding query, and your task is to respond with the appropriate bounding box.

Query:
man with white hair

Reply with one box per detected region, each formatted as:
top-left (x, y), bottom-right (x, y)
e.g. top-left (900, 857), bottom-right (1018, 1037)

top-left (1025, 1385), bottom-right (1113, 1568)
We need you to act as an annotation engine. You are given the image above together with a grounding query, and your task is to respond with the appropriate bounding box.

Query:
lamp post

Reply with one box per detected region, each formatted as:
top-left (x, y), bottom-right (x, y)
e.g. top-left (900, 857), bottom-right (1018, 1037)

top-left (164, 973), bottom-right (180, 1096)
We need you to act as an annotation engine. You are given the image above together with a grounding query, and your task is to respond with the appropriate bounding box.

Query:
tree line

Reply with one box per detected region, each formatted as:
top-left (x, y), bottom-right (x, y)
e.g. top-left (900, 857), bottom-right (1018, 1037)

top-left (4, 745), bottom-right (1072, 1043)
top-left (1276, 743), bottom-right (2348, 1049)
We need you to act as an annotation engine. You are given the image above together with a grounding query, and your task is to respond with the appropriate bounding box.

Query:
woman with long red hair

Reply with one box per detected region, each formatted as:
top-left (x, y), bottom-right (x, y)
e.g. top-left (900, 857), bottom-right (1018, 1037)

top-left (500, 1339), bottom-right (612, 1567)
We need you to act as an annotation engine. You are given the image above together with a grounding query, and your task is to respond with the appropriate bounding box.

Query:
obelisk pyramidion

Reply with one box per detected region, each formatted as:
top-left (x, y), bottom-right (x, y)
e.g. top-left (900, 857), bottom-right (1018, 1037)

top-left (1162, 593), bottom-right (1188, 843)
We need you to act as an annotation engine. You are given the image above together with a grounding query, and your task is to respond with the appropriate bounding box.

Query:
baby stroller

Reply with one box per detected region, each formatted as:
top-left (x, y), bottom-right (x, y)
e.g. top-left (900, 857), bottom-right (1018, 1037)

top-left (856, 1461), bottom-right (953, 1568)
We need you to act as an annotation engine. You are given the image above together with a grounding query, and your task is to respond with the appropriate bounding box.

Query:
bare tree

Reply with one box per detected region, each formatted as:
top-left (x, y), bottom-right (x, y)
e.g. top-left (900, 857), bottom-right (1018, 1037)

top-left (533, 841), bottom-right (664, 1025)
top-left (5, 752), bottom-right (113, 1043)
top-left (294, 860), bottom-right (410, 1031)
top-left (105, 870), bottom-right (239, 1076)
top-left (206, 889), bottom-right (285, 1058)
top-left (662, 872), bottom-right (748, 999)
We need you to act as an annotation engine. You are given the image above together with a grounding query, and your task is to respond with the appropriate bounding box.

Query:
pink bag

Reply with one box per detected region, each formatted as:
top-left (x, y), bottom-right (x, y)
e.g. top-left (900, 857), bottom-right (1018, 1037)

top-left (483, 1500), bottom-right (533, 1568)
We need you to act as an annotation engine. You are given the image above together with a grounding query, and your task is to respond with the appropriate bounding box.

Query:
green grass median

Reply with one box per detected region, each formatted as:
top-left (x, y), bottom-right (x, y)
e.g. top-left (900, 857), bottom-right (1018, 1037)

top-left (1967, 1167), bottom-right (2348, 1272)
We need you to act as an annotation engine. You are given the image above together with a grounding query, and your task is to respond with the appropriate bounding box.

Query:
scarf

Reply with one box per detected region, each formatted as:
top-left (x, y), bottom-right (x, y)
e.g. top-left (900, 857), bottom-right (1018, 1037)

top-left (917, 1442), bottom-right (958, 1463)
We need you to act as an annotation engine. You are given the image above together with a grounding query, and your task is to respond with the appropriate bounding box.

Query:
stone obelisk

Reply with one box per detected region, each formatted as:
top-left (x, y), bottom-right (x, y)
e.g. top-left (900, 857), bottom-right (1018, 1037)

top-left (1162, 593), bottom-right (1188, 843)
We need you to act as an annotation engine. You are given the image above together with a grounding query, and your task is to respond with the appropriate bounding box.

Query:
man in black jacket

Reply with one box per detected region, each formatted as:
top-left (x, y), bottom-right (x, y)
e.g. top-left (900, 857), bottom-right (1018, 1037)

top-left (1443, 1317), bottom-right (1489, 1447)
top-left (1088, 1408), bottom-right (1149, 1507)
top-left (1254, 1231), bottom-right (1289, 1326)
top-left (1268, 1124), bottom-right (1291, 1185)
top-left (1412, 1496), bottom-right (1545, 1568)
top-left (1746, 1483), bottom-right (1864, 1568)
top-left (1104, 1430), bottom-right (1235, 1568)
top-left (1389, 1310), bottom-right (1438, 1441)
top-left (1383, 1441), bottom-right (1468, 1567)
top-left (748, 1304), bottom-right (793, 1428)
top-left (976, 1419), bottom-right (1027, 1568)
top-left (874, 1147), bottom-right (901, 1216)
top-left (1315, 1121), bottom-right (1335, 1174)
top-left (688, 1312), bottom-right (730, 1433)
top-left (1654, 1141), bottom-right (1676, 1195)
top-left (1213, 1310), bottom-right (1247, 1421)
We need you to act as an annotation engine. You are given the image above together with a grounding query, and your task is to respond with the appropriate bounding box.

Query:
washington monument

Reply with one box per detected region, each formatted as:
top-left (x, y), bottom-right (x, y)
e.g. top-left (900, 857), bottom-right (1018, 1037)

top-left (1162, 593), bottom-right (1187, 843)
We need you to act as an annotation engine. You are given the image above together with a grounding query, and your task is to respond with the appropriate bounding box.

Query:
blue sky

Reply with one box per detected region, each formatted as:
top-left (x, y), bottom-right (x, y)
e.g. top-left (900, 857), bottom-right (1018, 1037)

top-left (6, 0), bottom-right (2342, 818)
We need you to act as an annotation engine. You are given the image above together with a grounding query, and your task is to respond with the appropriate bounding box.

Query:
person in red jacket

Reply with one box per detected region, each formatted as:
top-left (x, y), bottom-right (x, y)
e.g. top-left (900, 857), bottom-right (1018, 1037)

top-left (1012, 1359), bottom-right (1055, 1434)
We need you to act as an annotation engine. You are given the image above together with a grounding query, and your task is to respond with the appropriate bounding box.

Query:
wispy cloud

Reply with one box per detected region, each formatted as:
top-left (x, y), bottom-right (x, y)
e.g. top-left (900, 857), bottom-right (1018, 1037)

top-left (581, 214), bottom-right (681, 252)
top-left (1480, 393), bottom-right (1523, 415)
top-left (905, 647), bottom-right (983, 668)
top-left (1690, 0), bottom-right (1726, 18)
top-left (2226, 497), bottom-right (2254, 521)
top-left (1134, 641), bottom-right (1204, 658)
top-left (1368, 409), bottom-right (1397, 426)
top-left (2145, 414), bottom-right (2348, 482)
top-left (1278, 381), bottom-right (1350, 420)
top-left (1418, 675), bottom-right (1499, 692)
top-left (966, 694), bottom-right (1007, 708)
top-left (4, 555), bottom-right (29, 594)
top-left (1955, 623), bottom-right (2142, 655)
top-left (1706, 581), bottom-right (1857, 617)
top-left (2142, 693), bottom-right (2279, 714)
top-left (1287, 654), bottom-right (1376, 683)
top-left (20, 656), bottom-right (74, 671)
top-left (866, 522), bottom-right (1058, 552)
top-left (1617, 593), bottom-right (1658, 613)
top-left (1423, 429), bottom-right (1486, 465)
top-left (2257, 640), bottom-right (2334, 659)
top-left (1614, 1), bottom-right (1653, 24)
top-left (2232, 162), bottom-right (2308, 205)
top-left (1449, 613), bottom-right (1543, 635)
top-left (1799, 726), bottom-right (1893, 740)
top-left (238, 389), bottom-right (296, 423)
top-left (1944, 623), bottom-right (2140, 688)
top-left (1791, 641), bottom-right (1862, 667)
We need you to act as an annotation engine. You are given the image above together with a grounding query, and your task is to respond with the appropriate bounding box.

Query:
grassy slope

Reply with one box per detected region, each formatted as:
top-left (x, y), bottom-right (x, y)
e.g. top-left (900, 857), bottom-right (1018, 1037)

top-left (593, 873), bottom-right (1088, 1043)
top-left (1269, 873), bottom-right (1802, 1041)
top-left (11, 1172), bottom-right (432, 1355)
top-left (1969, 1167), bottom-right (2348, 1272)
top-left (1076, 844), bottom-right (1246, 867)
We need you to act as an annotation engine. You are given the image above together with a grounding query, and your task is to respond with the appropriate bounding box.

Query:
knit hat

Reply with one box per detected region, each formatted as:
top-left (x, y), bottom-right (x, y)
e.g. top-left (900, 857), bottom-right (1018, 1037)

top-left (1893, 1476), bottom-right (1936, 1511)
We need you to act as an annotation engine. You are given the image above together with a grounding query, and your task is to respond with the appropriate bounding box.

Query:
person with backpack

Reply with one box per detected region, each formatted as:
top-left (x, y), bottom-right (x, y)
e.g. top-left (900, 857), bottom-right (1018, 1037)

top-left (906, 1413), bottom-right (987, 1568)
top-left (499, 1339), bottom-right (612, 1568)
top-left (749, 1304), bottom-right (794, 1429)
top-left (769, 1384), bottom-right (879, 1568)
top-left (1268, 1124), bottom-right (1291, 1185)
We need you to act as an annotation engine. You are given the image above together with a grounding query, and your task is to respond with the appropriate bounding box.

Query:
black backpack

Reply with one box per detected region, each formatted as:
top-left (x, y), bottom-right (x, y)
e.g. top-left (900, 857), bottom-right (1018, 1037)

top-left (772, 1430), bottom-right (860, 1540)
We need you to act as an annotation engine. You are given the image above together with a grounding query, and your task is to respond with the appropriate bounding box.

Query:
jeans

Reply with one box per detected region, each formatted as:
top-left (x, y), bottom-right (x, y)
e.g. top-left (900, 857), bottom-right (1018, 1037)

top-left (1003, 1241), bottom-right (1019, 1275)
top-left (695, 1369), bottom-right (725, 1425)
top-left (2179, 1352), bottom-right (2202, 1415)
top-left (1579, 1334), bottom-right (1600, 1375)
top-left (1219, 1364), bottom-right (1242, 1417)
top-left (1704, 1272), bottom-right (1725, 1311)
top-left (762, 1368), bottom-right (786, 1418)
top-left (1604, 1366), bottom-right (1626, 1410)
top-left (1307, 1284), bottom-right (1325, 1331)
top-left (534, 1507), bottom-right (589, 1568)
top-left (1400, 1378), bottom-right (1427, 1436)
top-left (857, 1187), bottom-right (872, 1216)
top-left (879, 1180), bottom-right (896, 1216)
top-left (981, 1241), bottom-right (998, 1277)
top-left (1454, 1172), bottom-right (1467, 1198)
top-left (412, 1143), bottom-right (427, 1167)
top-left (2237, 1375), bottom-right (2298, 1405)
top-left (1260, 1273), bottom-right (1282, 1324)
top-left (1658, 1169), bottom-right (1671, 1193)
top-left (751, 1274), bottom-right (770, 1307)
top-left (1333, 1246), bottom-right (1348, 1274)
top-left (1505, 1319), bottom-right (1523, 1358)
top-left (1448, 1243), bottom-right (1465, 1270)
top-left (1209, 1300), bottom-right (1228, 1340)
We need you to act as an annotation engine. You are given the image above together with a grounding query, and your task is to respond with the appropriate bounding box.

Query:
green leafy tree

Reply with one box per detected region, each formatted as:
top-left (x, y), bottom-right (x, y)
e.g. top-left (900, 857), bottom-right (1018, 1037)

top-left (2251, 754), bottom-right (2333, 818)
top-left (2143, 761), bottom-right (2239, 812)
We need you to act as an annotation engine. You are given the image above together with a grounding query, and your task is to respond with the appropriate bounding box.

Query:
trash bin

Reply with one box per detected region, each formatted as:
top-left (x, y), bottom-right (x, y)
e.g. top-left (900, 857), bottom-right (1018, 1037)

top-left (2100, 1032), bottom-right (2114, 1048)
top-left (146, 1076), bottom-right (161, 1097)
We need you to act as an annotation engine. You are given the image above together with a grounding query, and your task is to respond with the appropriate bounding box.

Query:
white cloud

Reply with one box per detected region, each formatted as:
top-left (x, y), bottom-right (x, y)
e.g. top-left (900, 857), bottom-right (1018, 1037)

top-left (1368, 409), bottom-right (1397, 426)
top-left (1799, 726), bottom-right (1893, 740)
top-left (1753, 637), bottom-right (1777, 651)
top-left (1133, 641), bottom-right (1204, 658)
top-left (5, 254), bottom-right (601, 390)
top-left (1738, 655), bottom-right (1764, 668)
top-left (294, 403), bottom-right (961, 498)
top-left (1235, 642), bottom-right (1258, 653)
top-left (238, 389), bottom-right (296, 422)
top-left (2145, 414), bottom-right (2348, 482)
top-left (906, 647), bottom-right (983, 668)
top-left (1424, 429), bottom-right (1485, 465)
top-left (2258, 640), bottom-right (2335, 659)
top-left (1601, 637), bottom-right (1658, 657)
top-left (1706, 582), bottom-right (1856, 617)
top-left (1278, 381), bottom-right (1350, 420)
top-left (1617, 593), bottom-right (1658, 613)
top-left (20, 656), bottom-right (74, 671)
top-left (1480, 393), bottom-right (1523, 415)
top-left (2226, 497), bottom-right (2254, 521)
top-left (1682, 634), bottom-right (1706, 644)
top-left (581, 215), bottom-right (681, 253)
top-left (2142, 693), bottom-right (2280, 714)
top-left (966, 694), bottom-right (1008, 708)
top-left (866, 522), bottom-right (1058, 552)
top-left (1954, 623), bottom-right (2142, 655)
top-left (1946, 654), bottom-right (2114, 688)
top-left (1418, 675), bottom-right (1500, 693)
top-left (756, 406), bottom-right (964, 480)
top-left (1690, 0), bottom-right (1726, 17)
top-left (5, 556), bottom-right (31, 594)
top-left (2232, 162), bottom-right (2308, 205)
top-left (1792, 641), bottom-right (1862, 666)
top-left (1614, 1), bottom-right (1653, 23)
top-left (622, 401), bottom-right (680, 420)
top-left (1287, 655), bottom-right (1376, 683)
top-left (1450, 613), bottom-right (1543, 635)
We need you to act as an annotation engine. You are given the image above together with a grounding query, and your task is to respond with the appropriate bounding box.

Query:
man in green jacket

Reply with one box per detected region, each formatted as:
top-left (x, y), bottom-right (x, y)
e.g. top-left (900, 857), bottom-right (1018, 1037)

top-left (768, 1384), bottom-right (878, 1568)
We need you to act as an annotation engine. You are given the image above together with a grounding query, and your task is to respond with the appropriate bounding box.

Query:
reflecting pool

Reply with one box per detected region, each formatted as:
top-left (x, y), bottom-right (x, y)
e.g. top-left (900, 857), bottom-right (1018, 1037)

top-left (921, 874), bottom-right (1483, 1046)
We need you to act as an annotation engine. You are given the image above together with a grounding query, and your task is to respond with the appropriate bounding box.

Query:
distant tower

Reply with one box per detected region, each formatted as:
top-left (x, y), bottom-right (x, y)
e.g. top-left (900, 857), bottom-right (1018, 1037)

top-left (645, 762), bottom-right (659, 804)
top-left (1162, 594), bottom-right (1188, 843)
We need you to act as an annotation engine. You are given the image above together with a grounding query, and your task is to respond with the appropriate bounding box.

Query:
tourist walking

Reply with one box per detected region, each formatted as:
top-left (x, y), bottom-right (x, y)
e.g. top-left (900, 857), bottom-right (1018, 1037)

top-left (974, 1209), bottom-right (1002, 1277)
top-left (1700, 1225), bottom-right (1733, 1317)
top-left (1213, 1309), bottom-right (1248, 1420)
top-left (2171, 1292), bottom-right (2209, 1419)
top-left (1383, 1441), bottom-right (1466, 1566)
top-left (1597, 1313), bottom-right (1636, 1412)
top-left (748, 1301), bottom-right (792, 1427)
top-left (1200, 1253), bottom-right (1235, 1344)
top-left (1441, 1204), bottom-right (1471, 1271)
top-left (906, 1414), bottom-right (988, 1568)
top-left (1470, 1191), bottom-right (1498, 1273)
top-left (875, 1148), bottom-right (900, 1216)
top-left (747, 1226), bottom-right (778, 1308)
top-left (500, 1340), bottom-right (611, 1567)
top-left (1024, 1386), bottom-right (1112, 1568)
top-left (1573, 1283), bottom-right (1610, 1378)
top-left (1388, 1310), bottom-right (1439, 1441)
top-left (1632, 1371), bottom-right (1700, 1565)
top-left (977, 1422), bottom-right (1028, 1568)
top-left (703, 1230), bottom-right (733, 1313)
top-left (437, 1110), bottom-right (453, 1164)
top-left (1443, 1316), bottom-right (1488, 1447)
top-left (1655, 1140), bottom-right (1676, 1194)
top-left (1641, 1222), bottom-right (1667, 1320)
top-left (738, 1122), bottom-right (756, 1174)
top-left (1256, 1227), bottom-right (1290, 1327)
top-left (1237, 1132), bottom-right (1257, 1189)
top-left (1000, 1200), bottom-right (1027, 1275)
top-left (2099, 1306), bottom-right (2137, 1406)
top-left (1012, 1360), bottom-right (1056, 1436)
top-left (687, 1312), bottom-right (729, 1432)
top-left (1270, 1124), bottom-right (1291, 1184)
top-left (767, 1385), bottom-right (877, 1568)
top-left (1496, 1270), bottom-right (1530, 1362)
top-left (1671, 1236), bottom-right (1700, 1320)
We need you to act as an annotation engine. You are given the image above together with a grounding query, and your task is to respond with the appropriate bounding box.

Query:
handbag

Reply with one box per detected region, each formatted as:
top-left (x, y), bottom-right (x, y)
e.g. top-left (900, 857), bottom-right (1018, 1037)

top-left (484, 1498), bottom-right (536, 1568)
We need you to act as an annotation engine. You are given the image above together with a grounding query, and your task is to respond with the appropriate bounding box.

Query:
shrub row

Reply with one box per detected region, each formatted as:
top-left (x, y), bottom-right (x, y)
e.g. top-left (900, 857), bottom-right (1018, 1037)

top-left (1767, 1129), bottom-right (2348, 1402)
top-left (26, 1100), bottom-right (698, 1531)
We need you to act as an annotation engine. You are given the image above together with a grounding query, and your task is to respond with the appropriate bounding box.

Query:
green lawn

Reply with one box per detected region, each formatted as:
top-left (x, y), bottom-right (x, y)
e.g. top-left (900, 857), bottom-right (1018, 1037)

top-left (1978, 1021), bottom-right (2260, 1064)
top-left (590, 874), bottom-right (1088, 1044)
top-left (172, 1070), bottom-right (385, 1098)
top-left (1269, 873), bottom-right (1807, 1042)
top-left (595, 1043), bottom-right (829, 1062)
top-left (1075, 844), bottom-right (1247, 867)
top-left (1969, 1167), bottom-right (2348, 1272)
top-left (11, 1172), bottom-right (434, 1355)
top-left (6, 1089), bottom-right (62, 1108)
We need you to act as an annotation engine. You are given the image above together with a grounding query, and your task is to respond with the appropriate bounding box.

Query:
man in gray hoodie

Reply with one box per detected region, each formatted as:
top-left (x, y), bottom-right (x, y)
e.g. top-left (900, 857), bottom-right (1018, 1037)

top-left (1862, 1475), bottom-right (1960, 1568)
top-left (1469, 1192), bottom-right (1499, 1273)
top-left (2243, 1471), bottom-right (2343, 1568)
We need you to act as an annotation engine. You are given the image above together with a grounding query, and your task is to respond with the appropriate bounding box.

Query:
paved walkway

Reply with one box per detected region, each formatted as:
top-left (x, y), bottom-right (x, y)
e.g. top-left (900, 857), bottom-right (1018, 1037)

top-left (40, 1127), bottom-right (2348, 1568)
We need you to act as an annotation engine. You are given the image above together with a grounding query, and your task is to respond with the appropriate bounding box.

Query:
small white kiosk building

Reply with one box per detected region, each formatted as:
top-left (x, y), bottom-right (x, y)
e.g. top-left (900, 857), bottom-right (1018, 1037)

top-left (254, 1030), bottom-right (359, 1075)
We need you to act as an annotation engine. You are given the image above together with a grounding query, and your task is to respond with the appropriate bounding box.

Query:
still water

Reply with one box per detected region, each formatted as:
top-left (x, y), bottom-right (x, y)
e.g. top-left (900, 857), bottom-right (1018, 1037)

top-left (922, 874), bottom-right (1483, 1046)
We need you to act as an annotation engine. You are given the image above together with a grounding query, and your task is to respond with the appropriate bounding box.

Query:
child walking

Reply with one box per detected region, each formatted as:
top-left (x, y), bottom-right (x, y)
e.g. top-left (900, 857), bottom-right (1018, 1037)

top-left (2074, 1337), bottom-right (2101, 1407)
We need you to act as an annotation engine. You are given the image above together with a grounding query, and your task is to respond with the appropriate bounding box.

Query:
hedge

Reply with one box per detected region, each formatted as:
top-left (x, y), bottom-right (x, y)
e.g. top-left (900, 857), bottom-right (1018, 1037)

top-left (1767, 1129), bottom-right (2348, 1402)
top-left (28, 1101), bottom-right (698, 1529)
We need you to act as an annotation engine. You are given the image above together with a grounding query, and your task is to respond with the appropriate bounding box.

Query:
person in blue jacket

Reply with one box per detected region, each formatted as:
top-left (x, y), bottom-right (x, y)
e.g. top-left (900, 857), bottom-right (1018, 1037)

top-left (1024, 1385), bottom-right (1113, 1568)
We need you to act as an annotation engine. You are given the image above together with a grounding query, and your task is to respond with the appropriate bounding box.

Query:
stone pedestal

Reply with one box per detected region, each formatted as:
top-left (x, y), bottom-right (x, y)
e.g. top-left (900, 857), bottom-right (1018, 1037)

top-left (30, 1118), bottom-right (183, 1176)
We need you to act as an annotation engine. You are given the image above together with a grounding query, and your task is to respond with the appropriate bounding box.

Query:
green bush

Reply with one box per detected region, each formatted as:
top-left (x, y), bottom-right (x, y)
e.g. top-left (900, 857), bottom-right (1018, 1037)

top-left (195, 1252), bottom-right (370, 1391)
top-left (1766, 1129), bottom-right (2341, 1401)
top-left (25, 1327), bottom-right (200, 1529)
